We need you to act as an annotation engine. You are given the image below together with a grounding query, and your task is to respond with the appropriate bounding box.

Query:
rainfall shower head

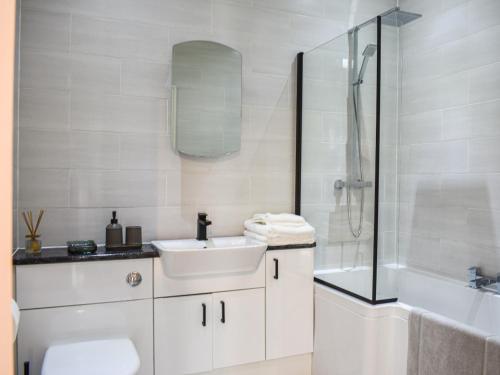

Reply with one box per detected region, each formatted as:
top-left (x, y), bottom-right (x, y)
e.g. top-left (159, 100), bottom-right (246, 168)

top-left (381, 8), bottom-right (422, 27)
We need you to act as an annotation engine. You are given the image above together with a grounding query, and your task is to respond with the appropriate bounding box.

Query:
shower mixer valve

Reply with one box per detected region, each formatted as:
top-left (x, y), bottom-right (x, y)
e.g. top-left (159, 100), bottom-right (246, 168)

top-left (334, 179), bottom-right (373, 191)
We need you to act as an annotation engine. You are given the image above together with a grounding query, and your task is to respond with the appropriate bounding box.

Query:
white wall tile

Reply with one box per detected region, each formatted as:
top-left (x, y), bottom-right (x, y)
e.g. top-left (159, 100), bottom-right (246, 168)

top-left (250, 173), bottom-right (294, 205)
top-left (467, 0), bottom-right (500, 35)
top-left (165, 172), bottom-right (250, 206)
top-left (469, 137), bottom-right (500, 173)
top-left (21, 0), bottom-right (71, 13)
top-left (70, 132), bottom-right (120, 169)
top-left (71, 15), bottom-right (170, 63)
top-left (398, 233), bottom-right (441, 272)
top-left (469, 62), bottom-right (500, 103)
top-left (303, 80), bottom-right (347, 112)
top-left (122, 60), bottom-right (169, 98)
top-left (68, 0), bottom-right (212, 29)
top-left (118, 206), bottom-right (197, 241)
top-left (20, 51), bottom-right (70, 90)
top-left (19, 129), bottom-right (70, 168)
top-left (70, 93), bottom-right (167, 133)
top-left (401, 71), bottom-right (468, 115)
top-left (441, 174), bottom-right (500, 211)
top-left (19, 169), bottom-right (69, 208)
top-left (443, 100), bottom-right (500, 140)
top-left (70, 54), bottom-right (121, 94)
top-left (441, 25), bottom-right (500, 76)
top-left (242, 73), bottom-right (290, 108)
top-left (213, 2), bottom-right (291, 45)
top-left (253, 0), bottom-right (325, 18)
top-left (291, 15), bottom-right (345, 47)
top-left (70, 170), bottom-right (166, 207)
top-left (244, 107), bottom-right (294, 141)
top-left (119, 134), bottom-right (179, 170)
top-left (408, 140), bottom-right (468, 174)
top-left (399, 174), bottom-right (441, 207)
top-left (302, 141), bottom-right (346, 174)
top-left (248, 43), bottom-right (298, 77)
top-left (301, 174), bottom-right (323, 204)
top-left (399, 111), bottom-right (442, 145)
top-left (19, 89), bottom-right (70, 130)
top-left (20, 8), bottom-right (70, 52)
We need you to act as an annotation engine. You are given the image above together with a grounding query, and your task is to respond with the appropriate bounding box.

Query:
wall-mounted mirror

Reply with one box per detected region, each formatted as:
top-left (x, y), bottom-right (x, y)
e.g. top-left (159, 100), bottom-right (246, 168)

top-left (171, 41), bottom-right (242, 158)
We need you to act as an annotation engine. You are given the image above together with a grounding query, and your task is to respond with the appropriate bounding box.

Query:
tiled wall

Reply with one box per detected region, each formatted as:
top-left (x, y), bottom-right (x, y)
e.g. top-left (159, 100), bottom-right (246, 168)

top-left (398, 0), bottom-right (500, 280)
top-left (15, 0), bottom-right (395, 247)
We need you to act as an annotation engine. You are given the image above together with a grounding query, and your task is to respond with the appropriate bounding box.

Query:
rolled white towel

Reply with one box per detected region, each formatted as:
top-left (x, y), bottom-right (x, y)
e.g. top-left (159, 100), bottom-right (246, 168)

top-left (252, 213), bottom-right (306, 226)
top-left (244, 219), bottom-right (315, 238)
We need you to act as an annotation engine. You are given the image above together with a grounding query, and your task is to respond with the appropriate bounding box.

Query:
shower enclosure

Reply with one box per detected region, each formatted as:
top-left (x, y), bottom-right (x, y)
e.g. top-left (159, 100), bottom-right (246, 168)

top-left (296, 8), bottom-right (421, 304)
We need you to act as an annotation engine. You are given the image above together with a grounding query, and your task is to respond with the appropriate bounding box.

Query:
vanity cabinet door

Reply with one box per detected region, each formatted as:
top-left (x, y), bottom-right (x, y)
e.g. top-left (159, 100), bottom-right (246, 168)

top-left (154, 294), bottom-right (213, 375)
top-left (266, 249), bottom-right (314, 360)
top-left (212, 288), bottom-right (265, 369)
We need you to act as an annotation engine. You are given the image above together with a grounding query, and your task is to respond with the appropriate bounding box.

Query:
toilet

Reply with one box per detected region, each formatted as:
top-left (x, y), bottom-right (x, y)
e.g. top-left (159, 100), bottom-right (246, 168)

top-left (41, 338), bottom-right (140, 375)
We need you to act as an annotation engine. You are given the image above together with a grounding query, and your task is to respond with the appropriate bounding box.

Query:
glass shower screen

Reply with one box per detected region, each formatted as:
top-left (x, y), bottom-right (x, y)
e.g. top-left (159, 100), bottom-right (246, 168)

top-left (297, 14), bottom-right (399, 304)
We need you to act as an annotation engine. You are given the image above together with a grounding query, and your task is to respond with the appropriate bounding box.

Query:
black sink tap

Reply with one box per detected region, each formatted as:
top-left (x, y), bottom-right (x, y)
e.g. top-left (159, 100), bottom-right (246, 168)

top-left (196, 212), bottom-right (212, 241)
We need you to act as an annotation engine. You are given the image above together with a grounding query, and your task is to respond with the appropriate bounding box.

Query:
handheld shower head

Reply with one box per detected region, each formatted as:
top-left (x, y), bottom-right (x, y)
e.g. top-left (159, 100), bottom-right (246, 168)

top-left (355, 44), bottom-right (377, 84)
top-left (362, 44), bottom-right (377, 57)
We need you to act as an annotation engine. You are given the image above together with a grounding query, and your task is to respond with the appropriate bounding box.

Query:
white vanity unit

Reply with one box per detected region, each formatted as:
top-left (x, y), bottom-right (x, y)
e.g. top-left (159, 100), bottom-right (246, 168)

top-left (14, 237), bottom-right (314, 375)
top-left (15, 257), bottom-right (155, 375)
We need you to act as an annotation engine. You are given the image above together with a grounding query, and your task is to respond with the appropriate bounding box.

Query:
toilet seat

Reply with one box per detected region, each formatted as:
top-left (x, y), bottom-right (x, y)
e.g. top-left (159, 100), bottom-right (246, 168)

top-left (41, 338), bottom-right (140, 375)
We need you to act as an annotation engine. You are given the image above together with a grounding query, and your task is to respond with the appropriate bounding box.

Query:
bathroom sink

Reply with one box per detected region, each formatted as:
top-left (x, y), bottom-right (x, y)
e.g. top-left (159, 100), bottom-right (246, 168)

top-left (152, 236), bottom-right (267, 278)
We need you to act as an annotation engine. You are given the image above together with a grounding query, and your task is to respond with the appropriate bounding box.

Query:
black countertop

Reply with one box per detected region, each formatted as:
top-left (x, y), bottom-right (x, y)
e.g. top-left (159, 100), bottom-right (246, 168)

top-left (13, 242), bottom-right (316, 265)
top-left (13, 244), bottom-right (159, 265)
top-left (266, 242), bottom-right (316, 251)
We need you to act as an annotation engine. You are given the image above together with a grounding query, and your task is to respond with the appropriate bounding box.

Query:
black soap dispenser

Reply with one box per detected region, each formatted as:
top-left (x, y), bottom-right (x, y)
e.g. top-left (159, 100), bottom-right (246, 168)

top-left (106, 211), bottom-right (123, 249)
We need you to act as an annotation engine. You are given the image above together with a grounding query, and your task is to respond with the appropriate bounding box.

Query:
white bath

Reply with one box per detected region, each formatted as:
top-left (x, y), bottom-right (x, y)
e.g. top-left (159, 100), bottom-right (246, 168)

top-left (313, 267), bottom-right (500, 375)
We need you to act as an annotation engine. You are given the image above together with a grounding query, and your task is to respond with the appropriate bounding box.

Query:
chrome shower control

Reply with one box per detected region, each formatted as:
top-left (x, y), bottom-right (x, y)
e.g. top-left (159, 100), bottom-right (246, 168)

top-left (126, 272), bottom-right (142, 287)
top-left (334, 180), bottom-right (345, 191)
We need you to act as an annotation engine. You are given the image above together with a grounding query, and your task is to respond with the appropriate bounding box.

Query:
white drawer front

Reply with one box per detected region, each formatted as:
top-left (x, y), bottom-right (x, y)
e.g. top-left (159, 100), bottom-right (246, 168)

top-left (16, 259), bottom-right (153, 309)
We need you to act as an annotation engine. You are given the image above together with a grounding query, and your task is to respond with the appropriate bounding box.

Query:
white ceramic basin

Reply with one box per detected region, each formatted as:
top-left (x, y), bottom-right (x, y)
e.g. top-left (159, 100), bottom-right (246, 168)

top-left (152, 236), bottom-right (267, 278)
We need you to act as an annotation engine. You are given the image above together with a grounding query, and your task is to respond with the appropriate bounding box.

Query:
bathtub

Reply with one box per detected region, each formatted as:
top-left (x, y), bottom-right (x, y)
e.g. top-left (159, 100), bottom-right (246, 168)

top-left (313, 266), bottom-right (500, 375)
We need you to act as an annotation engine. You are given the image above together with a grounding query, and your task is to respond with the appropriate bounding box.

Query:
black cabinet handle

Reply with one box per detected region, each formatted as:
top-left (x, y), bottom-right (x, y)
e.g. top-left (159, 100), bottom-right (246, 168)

top-left (273, 258), bottom-right (279, 279)
top-left (220, 300), bottom-right (225, 323)
top-left (202, 303), bottom-right (206, 327)
top-left (24, 361), bottom-right (30, 375)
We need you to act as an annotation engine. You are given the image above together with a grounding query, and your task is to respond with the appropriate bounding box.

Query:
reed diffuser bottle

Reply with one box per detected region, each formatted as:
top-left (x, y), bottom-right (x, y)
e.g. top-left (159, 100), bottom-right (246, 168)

top-left (22, 209), bottom-right (44, 254)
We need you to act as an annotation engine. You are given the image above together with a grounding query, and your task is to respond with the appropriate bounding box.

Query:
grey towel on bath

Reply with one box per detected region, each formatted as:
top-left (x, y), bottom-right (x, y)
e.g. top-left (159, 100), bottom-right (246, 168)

top-left (407, 308), bottom-right (425, 375)
top-left (485, 336), bottom-right (500, 375)
top-left (419, 312), bottom-right (486, 375)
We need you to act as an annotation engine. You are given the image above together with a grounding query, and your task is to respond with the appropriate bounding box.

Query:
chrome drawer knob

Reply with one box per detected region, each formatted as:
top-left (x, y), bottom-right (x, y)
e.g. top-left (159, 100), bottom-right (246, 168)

top-left (126, 272), bottom-right (142, 287)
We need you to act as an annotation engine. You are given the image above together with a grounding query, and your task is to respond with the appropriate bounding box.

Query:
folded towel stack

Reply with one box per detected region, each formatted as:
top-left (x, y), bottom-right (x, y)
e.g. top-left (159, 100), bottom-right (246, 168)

top-left (244, 213), bottom-right (315, 246)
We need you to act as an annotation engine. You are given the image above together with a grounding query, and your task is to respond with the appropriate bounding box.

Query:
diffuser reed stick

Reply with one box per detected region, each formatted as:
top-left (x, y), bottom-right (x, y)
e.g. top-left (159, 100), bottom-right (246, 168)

top-left (22, 209), bottom-right (44, 253)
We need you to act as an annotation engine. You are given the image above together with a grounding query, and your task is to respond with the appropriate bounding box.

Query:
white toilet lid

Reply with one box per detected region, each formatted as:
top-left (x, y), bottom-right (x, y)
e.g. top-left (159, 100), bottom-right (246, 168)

top-left (42, 338), bottom-right (140, 375)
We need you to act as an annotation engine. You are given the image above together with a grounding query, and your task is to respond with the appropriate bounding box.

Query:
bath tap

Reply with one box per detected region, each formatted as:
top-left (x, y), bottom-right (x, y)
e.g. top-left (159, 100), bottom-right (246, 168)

top-left (468, 267), bottom-right (500, 294)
